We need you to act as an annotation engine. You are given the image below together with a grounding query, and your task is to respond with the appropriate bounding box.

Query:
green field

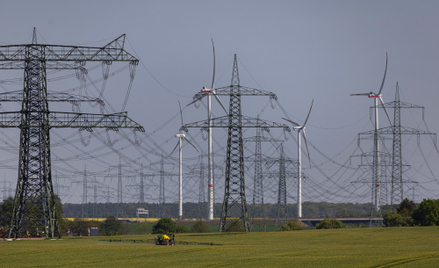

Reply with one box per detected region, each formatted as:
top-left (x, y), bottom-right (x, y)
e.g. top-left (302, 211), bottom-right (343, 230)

top-left (2, 227), bottom-right (439, 267)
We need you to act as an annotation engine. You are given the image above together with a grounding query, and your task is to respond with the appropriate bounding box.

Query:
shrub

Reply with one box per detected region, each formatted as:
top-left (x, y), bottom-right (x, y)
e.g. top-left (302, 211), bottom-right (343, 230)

top-left (412, 199), bottom-right (439, 226)
top-left (383, 211), bottom-right (412, 227)
top-left (176, 225), bottom-right (189, 233)
top-left (152, 218), bottom-right (176, 234)
top-left (190, 220), bottom-right (210, 233)
top-left (278, 221), bottom-right (302, 231)
top-left (316, 218), bottom-right (344, 229)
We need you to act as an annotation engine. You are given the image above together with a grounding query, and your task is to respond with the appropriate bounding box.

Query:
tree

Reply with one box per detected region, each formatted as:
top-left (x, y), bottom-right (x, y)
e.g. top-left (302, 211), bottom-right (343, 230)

top-left (397, 198), bottom-right (416, 217)
top-left (66, 216), bottom-right (91, 236)
top-left (277, 221), bottom-right (302, 231)
top-left (316, 218), bottom-right (344, 229)
top-left (190, 220), bottom-right (210, 233)
top-left (412, 199), bottom-right (439, 226)
top-left (102, 215), bottom-right (122, 236)
top-left (152, 218), bottom-right (176, 234)
top-left (0, 197), bottom-right (14, 228)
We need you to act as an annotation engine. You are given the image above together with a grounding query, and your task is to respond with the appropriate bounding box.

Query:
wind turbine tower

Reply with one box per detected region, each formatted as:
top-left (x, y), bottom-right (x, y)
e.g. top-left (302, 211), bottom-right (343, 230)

top-left (351, 53), bottom-right (392, 212)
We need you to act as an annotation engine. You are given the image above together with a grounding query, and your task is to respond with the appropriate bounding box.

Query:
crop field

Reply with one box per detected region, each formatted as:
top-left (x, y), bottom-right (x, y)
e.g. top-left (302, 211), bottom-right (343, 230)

top-left (1, 227), bottom-right (439, 267)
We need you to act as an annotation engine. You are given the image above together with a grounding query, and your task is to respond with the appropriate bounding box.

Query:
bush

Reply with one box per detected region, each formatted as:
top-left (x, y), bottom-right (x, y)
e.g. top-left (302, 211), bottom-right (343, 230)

top-left (152, 218), bottom-right (176, 234)
top-left (383, 211), bottom-right (412, 227)
top-left (67, 216), bottom-right (91, 236)
top-left (277, 221), bottom-right (302, 231)
top-left (316, 218), bottom-right (344, 229)
top-left (190, 220), bottom-right (210, 233)
top-left (412, 199), bottom-right (439, 226)
top-left (176, 225), bottom-right (189, 233)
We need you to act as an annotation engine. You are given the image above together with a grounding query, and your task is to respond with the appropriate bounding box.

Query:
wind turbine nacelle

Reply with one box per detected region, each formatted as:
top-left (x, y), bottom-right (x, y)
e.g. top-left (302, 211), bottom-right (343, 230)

top-left (201, 87), bottom-right (212, 93)
top-left (175, 133), bottom-right (185, 138)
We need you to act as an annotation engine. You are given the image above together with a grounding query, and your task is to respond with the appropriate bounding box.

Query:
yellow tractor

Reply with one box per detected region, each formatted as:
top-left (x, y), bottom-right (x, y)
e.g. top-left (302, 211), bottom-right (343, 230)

top-left (155, 232), bottom-right (176, 246)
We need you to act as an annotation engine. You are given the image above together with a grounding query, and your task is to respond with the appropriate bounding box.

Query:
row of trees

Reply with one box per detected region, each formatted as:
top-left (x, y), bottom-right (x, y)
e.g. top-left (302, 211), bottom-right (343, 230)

top-left (383, 198), bottom-right (439, 227)
top-left (62, 201), bottom-right (375, 219)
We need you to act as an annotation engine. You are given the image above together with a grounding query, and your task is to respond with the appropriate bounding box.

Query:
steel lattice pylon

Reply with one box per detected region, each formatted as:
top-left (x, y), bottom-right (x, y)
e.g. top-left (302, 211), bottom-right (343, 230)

top-left (243, 124), bottom-right (281, 231)
top-left (0, 29), bottom-right (144, 239)
top-left (185, 54), bottom-right (290, 232)
top-left (276, 144), bottom-right (287, 225)
top-left (377, 83), bottom-right (431, 205)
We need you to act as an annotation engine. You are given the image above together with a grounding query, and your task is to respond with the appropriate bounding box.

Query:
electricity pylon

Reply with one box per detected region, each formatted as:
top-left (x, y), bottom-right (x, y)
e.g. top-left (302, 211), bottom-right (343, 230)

top-left (185, 55), bottom-right (290, 232)
top-left (0, 29), bottom-right (144, 239)
top-left (357, 82), bottom-right (435, 210)
top-left (378, 83), bottom-right (432, 205)
top-left (243, 125), bottom-right (282, 231)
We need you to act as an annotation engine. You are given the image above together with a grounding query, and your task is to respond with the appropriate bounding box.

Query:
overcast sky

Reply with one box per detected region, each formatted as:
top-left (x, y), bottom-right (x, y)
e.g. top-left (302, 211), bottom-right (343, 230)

top-left (1, 1), bottom-right (439, 211)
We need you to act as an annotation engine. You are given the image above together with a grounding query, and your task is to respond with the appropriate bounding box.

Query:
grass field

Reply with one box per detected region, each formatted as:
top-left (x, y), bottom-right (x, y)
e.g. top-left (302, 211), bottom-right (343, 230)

top-left (2, 227), bottom-right (439, 267)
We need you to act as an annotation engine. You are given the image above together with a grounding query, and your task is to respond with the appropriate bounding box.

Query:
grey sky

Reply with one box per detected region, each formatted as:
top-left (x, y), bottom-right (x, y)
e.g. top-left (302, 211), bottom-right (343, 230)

top-left (1, 1), bottom-right (439, 210)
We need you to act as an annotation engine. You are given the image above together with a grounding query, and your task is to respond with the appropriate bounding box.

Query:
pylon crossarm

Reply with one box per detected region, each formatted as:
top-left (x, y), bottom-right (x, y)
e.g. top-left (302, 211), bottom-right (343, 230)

top-left (184, 115), bottom-right (290, 131)
top-left (191, 87), bottom-right (276, 103)
top-left (0, 61), bottom-right (80, 69)
top-left (0, 91), bottom-right (104, 105)
top-left (359, 126), bottom-right (436, 136)
top-left (0, 36), bottom-right (138, 62)
top-left (214, 86), bottom-right (276, 97)
top-left (0, 111), bottom-right (144, 131)
top-left (48, 111), bottom-right (144, 131)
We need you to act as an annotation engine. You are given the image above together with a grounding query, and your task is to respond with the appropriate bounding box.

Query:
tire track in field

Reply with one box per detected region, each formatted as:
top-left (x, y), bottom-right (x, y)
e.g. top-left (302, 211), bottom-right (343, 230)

top-left (203, 250), bottom-right (320, 267)
top-left (370, 253), bottom-right (439, 268)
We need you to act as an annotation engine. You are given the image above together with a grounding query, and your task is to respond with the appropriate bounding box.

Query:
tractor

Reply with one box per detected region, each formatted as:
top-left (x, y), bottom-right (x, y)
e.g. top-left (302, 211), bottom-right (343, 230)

top-left (155, 232), bottom-right (176, 246)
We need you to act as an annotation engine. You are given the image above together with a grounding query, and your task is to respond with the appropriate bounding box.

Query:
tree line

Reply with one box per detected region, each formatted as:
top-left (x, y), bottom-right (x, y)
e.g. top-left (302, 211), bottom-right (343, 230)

top-left (61, 201), bottom-right (376, 219)
top-left (383, 198), bottom-right (439, 227)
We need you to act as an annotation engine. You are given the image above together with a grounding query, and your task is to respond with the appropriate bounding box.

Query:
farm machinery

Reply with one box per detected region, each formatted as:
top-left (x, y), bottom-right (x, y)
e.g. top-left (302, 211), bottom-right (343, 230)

top-left (155, 233), bottom-right (176, 246)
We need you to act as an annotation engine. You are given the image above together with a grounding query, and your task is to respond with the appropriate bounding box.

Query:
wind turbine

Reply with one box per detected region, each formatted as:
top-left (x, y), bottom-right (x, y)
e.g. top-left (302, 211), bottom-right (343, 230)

top-left (187, 39), bottom-right (228, 220)
top-left (350, 53), bottom-right (392, 212)
top-left (171, 102), bottom-right (199, 219)
top-left (282, 99), bottom-right (313, 218)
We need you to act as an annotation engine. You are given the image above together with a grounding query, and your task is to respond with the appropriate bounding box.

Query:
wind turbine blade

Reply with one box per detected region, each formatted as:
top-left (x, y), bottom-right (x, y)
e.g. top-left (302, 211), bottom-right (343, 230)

top-left (183, 136), bottom-right (200, 153)
top-left (178, 101), bottom-right (184, 127)
top-left (213, 91), bottom-right (228, 115)
top-left (170, 141), bottom-right (180, 155)
top-left (302, 129), bottom-right (311, 168)
top-left (378, 52), bottom-right (388, 95)
top-left (211, 38), bottom-right (216, 91)
top-left (379, 96), bottom-right (393, 130)
top-left (282, 117), bottom-right (300, 127)
top-left (302, 99), bottom-right (314, 127)
top-left (186, 94), bottom-right (208, 107)
top-left (350, 93), bottom-right (370, 96)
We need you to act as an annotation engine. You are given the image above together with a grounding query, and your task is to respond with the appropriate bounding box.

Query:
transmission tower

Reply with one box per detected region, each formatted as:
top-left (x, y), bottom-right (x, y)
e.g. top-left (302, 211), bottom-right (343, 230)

top-left (110, 158), bottom-right (130, 218)
top-left (0, 29), bottom-right (144, 238)
top-left (380, 83), bottom-right (432, 205)
top-left (185, 55), bottom-right (290, 232)
top-left (361, 83), bottom-right (436, 207)
top-left (82, 165), bottom-right (88, 218)
top-left (243, 126), bottom-right (282, 230)
top-left (197, 154), bottom-right (206, 220)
